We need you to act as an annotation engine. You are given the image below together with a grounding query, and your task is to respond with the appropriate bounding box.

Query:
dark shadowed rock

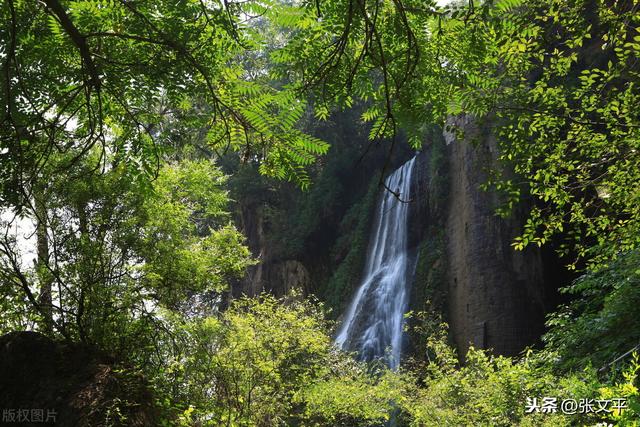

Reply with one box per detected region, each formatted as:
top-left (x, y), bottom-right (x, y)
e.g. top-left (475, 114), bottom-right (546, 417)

top-left (0, 331), bottom-right (158, 426)
top-left (443, 114), bottom-right (546, 357)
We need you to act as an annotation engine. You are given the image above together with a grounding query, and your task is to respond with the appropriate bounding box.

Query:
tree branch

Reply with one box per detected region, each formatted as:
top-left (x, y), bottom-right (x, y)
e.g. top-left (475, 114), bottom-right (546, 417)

top-left (42, 0), bottom-right (101, 91)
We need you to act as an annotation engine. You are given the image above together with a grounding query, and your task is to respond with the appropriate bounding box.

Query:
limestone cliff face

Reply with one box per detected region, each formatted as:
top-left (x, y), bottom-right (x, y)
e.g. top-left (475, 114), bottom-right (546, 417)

top-left (442, 114), bottom-right (546, 357)
top-left (233, 115), bottom-right (552, 359)
top-left (234, 203), bottom-right (311, 298)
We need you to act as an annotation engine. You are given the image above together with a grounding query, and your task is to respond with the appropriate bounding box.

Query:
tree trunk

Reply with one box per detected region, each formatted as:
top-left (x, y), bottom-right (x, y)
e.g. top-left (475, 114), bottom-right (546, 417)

top-left (34, 183), bottom-right (53, 334)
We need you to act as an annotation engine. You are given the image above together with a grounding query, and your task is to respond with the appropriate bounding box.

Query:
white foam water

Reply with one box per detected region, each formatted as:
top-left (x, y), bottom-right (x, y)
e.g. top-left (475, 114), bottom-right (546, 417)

top-left (335, 156), bottom-right (416, 369)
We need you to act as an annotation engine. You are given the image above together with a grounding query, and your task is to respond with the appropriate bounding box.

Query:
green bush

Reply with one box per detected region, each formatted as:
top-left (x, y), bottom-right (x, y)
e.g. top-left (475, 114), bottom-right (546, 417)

top-left (544, 250), bottom-right (640, 371)
top-left (149, 295), bottom-right (401, 425)
top-left (144, 296), bottom-right (639, 426)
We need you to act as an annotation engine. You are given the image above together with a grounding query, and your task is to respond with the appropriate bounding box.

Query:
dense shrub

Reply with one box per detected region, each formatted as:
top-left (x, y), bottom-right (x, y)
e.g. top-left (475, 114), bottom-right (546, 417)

top-left (143, 296), bottom-right (639, 426)
top-left (544, 250), bottom-right (640, 371)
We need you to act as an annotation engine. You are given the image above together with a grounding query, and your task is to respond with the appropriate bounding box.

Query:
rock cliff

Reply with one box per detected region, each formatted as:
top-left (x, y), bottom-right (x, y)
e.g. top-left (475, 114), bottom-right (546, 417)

top-left (441, 115), bottom-right (547, 357)
top-left (233, 115), bottom-right (563, 359)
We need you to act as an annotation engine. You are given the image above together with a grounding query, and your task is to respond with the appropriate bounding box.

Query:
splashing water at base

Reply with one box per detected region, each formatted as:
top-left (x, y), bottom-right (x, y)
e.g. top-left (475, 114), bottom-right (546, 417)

top-left (335, 156), bottom-right (417, 369)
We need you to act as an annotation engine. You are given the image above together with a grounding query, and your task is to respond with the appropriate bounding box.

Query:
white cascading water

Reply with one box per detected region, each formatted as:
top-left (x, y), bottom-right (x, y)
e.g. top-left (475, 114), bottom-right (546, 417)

top-left (335, 156), bottom-right (417, 369)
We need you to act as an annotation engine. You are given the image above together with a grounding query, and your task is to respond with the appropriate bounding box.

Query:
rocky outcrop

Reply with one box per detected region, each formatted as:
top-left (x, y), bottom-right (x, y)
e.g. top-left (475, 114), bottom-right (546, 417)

top-left (406, 142), bottom-right (449, 353)
top-left (443, 114), bottom-right (546, 357)
top-left (0, 331), bottom-right (158, 426)
top-left (235, 204), bottom-right (311, 297)
top-left (237, 203), bottom-right (269, 296)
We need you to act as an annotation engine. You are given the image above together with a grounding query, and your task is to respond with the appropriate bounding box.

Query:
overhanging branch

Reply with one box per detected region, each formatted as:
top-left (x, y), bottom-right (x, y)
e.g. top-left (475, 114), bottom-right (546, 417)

top-left (42, 0), bottom-right (101, 91)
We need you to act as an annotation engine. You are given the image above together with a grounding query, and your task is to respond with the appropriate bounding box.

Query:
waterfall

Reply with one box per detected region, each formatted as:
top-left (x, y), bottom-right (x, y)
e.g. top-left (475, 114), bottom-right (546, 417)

top-left (335, 156), bottom-right (417, 369)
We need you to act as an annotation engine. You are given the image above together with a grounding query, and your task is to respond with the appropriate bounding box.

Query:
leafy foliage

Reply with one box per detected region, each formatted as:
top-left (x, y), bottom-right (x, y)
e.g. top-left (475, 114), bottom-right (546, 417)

top-left (164, 295), bottom-right (333, 425)
top-left (141, 160), bottom-right (253, 307)
top-left (140, 295), bottom-right (637, 426)
top-left (544, 250), bottom-right (640, 372)
top-left (0, 153), bottom-right (253, 351)
top-left (0, 0), bottom-right (327, 210)
top-left (598, 354), bottom-right (640, 426)
top-left (474, 0), bottom-right (640, 270)
top-left (150, 294), bottom-right (395, 426)
top-left (274, 0), bottom-right (640, 270)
